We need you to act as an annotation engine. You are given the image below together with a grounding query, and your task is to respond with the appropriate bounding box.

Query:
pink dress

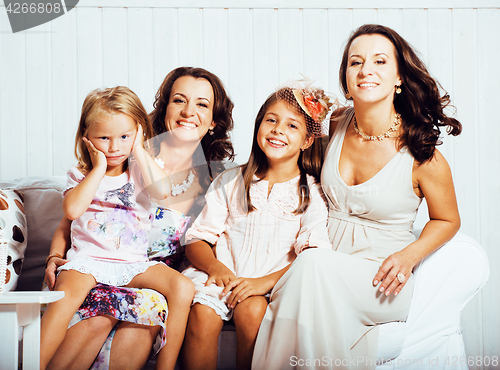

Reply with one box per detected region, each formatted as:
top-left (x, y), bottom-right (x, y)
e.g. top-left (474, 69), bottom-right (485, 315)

top-left (59, 164), bottom-right (160, 286)
top-left (182, 166), bottom-right (332, 320)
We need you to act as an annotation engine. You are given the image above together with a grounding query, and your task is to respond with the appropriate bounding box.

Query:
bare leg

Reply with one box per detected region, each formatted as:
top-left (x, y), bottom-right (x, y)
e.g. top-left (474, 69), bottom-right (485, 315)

top-left (108, 322), bottom-right (160, 370)
top-left (127, 264), bottom-right (194, 370)
top-left (47, 315), bottom-right (117, 370)
top-left (180, 303), bottom-right (224, 370)
top-left (40, 270), bottom-right (97, 370)
top-left (233, 296), bottom-right (268, 370)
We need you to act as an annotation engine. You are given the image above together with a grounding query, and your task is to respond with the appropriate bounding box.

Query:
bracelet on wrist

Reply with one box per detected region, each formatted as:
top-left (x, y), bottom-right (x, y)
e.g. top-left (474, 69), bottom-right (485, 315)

top-left (45, 253), bottom-right (64, 268)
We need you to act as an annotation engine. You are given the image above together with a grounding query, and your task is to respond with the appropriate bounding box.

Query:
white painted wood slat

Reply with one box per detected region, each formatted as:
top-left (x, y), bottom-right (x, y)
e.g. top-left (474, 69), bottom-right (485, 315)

top-left (102, 7), bottom-right (129, 89)
top-left (476, 8), bottom-right (500, 364)
top-left (152, 8), bottom-right (179, 92)
top-left (51, 10), bottom-right (79, 175)
top-left (76, 8), bottom-right (103, 104)
top-left (0, 12), bottom-right (27, 179)
top-left (128, 8), bottom-right (155, 113)
top-left (26, 22), bottom-right (52, 176)
top-left (227, 8), bottom-right (254, 165)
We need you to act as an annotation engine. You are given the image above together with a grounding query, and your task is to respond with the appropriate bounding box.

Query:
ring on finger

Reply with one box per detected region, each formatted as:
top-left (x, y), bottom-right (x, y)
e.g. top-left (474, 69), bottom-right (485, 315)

top-left (397, 273), bottom-right (405, 284)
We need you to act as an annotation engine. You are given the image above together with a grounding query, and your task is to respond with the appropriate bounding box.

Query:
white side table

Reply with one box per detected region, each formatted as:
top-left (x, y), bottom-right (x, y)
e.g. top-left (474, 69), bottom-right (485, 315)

top-left (0, 291), bottom-right (64, 370)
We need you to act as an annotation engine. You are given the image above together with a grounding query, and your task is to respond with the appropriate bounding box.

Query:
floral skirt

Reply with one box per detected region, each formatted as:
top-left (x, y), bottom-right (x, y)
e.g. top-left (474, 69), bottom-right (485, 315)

top-left (69, 283), bottom-right (168, 369)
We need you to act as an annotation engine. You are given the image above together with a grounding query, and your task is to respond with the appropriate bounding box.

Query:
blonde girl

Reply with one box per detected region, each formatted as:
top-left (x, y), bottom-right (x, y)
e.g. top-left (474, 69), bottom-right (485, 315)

top-left (180, 81), bottom-right (334, 370)
top-left (40, 86), bottom-right (194, 370)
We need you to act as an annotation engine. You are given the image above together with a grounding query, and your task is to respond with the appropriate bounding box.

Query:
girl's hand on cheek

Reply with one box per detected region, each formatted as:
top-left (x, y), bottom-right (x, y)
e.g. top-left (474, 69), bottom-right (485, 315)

top-left (223, 277), bottom-right (269, 308)
top-left (132, 124), bottom-right (144, 151)
top-left (83, 137), bottom-right (107, 172)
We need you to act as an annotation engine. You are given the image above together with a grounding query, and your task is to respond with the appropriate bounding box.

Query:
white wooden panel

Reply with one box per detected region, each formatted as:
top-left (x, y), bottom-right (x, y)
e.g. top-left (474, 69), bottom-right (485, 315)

top-left (203, 9), bottom-right (229, 85)
top-left (476, 8), bottom-right (500, 364)
top-left (303, 9), bottom-right (329, 89)
top-left (277, 9), bottom-right (303, 84)
top-left (252, 9), bottom-right (280, 109)
top-left (452, 9), bottom-right (479, 240)
top-left (0, 12), bottom-right (27, 179)
top-left (102, 8), bottom-right (129, 88)
top-left (128, 8), bottom-right (155, 112)
top-left (51, 9), bottom-right (79, 175)
top-left (76, 8), bottom-right (103, 104)
top-left (402, 9), bottom-right (428, 65)
top-left (327, 9), bottom-right (352, 102)
top-left (26, 23), bottom-right (52, 176)
top-left (352, 9), bottom-right (378, 30)
top-left (228, 8), bottom-right (254, 165)
top-left (426, 9), bottom-right (454, 167)
top-left (152, 8), bottom-right (179, 90)
top-left (376, 9), bottom-right (403, 35)
top-left (178, 9), bottom-right (204, 67)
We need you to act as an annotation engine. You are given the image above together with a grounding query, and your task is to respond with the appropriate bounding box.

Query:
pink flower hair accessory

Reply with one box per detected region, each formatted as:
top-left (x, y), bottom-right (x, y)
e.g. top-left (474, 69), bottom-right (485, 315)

top-left (277, 77), bottom-right (337, 137)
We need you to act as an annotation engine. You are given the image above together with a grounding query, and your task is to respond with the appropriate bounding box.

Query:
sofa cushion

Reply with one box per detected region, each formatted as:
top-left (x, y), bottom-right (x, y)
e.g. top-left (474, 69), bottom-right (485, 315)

top-left (0, 176), bottom-right (66, 291)
top-left (0, 188), bottom-right (28, 291)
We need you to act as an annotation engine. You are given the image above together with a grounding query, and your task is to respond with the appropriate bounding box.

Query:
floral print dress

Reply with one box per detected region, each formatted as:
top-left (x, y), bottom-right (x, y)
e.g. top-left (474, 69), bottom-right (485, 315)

top-left (69, 206), bottom-right (191, 369)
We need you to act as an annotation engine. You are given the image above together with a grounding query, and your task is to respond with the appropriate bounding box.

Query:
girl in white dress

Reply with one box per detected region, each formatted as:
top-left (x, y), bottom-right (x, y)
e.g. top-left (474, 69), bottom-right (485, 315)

top-left (40, 86), bottom-right (194, 370)
top-left (180, 81), bottom-right (335, 370)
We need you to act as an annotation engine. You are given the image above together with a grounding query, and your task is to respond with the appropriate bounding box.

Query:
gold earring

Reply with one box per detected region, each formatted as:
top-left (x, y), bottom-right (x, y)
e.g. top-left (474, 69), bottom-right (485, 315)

top-left (395, 85), bottom-right (402, 94)
top-left (346, 92), bottom-right (352, 99)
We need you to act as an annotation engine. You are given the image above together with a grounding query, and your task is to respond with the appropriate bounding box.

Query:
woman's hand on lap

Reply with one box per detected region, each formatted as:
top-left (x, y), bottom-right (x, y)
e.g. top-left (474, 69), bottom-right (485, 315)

top-left (373, 249), bottom-right (416, 296)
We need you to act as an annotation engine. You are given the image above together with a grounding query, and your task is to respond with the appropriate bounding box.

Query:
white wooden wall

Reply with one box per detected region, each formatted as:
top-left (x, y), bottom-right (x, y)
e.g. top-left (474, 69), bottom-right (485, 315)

top-left (1, 0), bottom-right (499, 366)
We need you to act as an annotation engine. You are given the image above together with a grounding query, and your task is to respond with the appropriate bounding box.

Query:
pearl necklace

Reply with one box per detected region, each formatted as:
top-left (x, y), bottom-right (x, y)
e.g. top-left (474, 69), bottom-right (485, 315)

top-left (353, 113), bottom-right (401, 141)
top-left (154, 157), bottom-right (196, 197)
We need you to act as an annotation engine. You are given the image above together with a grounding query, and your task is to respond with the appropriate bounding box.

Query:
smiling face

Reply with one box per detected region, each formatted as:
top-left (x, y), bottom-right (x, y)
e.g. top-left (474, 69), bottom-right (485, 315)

top-left (86, 113), bottom-right (137, 175)
top-left (164, 75), bottom-right (215, 143)
top-left (257, 101), bottom-right (314, 167)
top-left (345, 34), bottom-right (402, 106)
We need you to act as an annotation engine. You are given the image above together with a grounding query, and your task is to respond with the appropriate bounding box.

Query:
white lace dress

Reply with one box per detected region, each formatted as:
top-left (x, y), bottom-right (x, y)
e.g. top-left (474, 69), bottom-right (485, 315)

top-left (182, 166), bottom-right (332, 320)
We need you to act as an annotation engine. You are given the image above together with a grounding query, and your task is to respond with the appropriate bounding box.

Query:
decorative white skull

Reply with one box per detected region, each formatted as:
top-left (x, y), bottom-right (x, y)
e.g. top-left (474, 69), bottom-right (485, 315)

top-left (0, 189), bottom-right (28, 292)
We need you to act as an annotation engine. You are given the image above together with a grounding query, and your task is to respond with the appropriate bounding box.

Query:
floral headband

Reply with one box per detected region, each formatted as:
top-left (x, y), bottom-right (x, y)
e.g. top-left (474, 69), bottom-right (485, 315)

top-left (277, 77), bottom-right (336, 137)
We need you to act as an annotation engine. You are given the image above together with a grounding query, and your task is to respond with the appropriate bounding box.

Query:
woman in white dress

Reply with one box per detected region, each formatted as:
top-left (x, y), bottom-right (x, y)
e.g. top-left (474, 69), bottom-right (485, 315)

top-left (252, 24), bottom-right (462, 370)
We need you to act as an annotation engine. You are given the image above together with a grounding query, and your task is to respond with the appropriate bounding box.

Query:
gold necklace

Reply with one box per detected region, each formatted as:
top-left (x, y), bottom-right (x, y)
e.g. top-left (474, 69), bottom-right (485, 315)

top-left (353, 113), bottom-right (401, 141)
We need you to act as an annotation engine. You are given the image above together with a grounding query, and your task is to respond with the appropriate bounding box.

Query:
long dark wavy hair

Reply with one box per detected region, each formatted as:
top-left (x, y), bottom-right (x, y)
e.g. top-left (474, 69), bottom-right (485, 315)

top-left (149, 67), bottom-right (235, 193)
top-left (242, 88), bottom-right (323, 214)
top-left (339, 24), bottom-right (462, 163)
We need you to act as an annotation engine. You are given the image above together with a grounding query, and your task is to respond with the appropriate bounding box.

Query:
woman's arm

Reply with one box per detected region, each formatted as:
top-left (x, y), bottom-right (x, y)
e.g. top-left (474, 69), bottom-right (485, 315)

top-left (222, 264), bottom-right (292, 308)
top-left (185, 239), bottom-right (237, 287)
top-left (45, 216), bottom-right (72, 290)
top-left (374, 149), bottom-right (460, 296)
top-left (131, 125), bottom-right (171, 200)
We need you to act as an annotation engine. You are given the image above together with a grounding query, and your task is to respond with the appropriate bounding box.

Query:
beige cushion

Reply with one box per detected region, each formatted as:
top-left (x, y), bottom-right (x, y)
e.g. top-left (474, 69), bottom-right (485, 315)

top-left (0, 176), bottom-right (66, 291)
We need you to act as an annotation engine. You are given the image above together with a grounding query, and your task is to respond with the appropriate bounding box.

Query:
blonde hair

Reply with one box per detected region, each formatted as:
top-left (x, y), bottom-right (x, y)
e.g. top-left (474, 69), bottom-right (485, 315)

top-left (75, 86), bottom-right (153, 174)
